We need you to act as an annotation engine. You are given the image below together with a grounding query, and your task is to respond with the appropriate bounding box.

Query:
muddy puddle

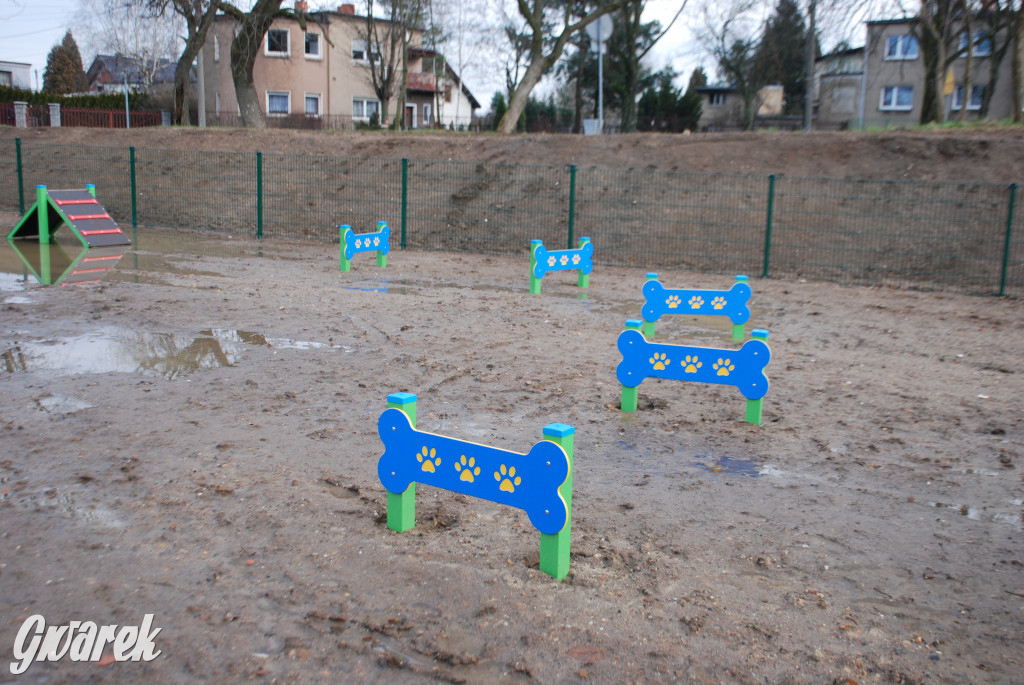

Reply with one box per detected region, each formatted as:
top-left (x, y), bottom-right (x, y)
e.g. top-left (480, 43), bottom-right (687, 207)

top-left (1, 327), bottom-right (332, 378)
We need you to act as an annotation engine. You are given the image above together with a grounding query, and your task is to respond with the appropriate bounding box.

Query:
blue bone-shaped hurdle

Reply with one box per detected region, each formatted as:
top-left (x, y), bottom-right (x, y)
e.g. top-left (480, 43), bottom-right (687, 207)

top-left (340, 221), bottom-right (390, 271)
top-left (617, 323), bottom-right (771, 423)
top-left (530, 238), bottom-right (592, 293)
top-left (642, 275), bottom-right (751, 340)
top-left (378, 408), bottom-right (570, 535)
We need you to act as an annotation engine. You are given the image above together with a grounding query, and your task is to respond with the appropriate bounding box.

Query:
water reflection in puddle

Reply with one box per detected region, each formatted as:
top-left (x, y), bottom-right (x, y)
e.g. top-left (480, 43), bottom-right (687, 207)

top-left (698, 456), bottom-right (762, 478)
top-left (926, 500), bottom-right (1023, 530)
top-left (2, 328), bottom-right (332, 377)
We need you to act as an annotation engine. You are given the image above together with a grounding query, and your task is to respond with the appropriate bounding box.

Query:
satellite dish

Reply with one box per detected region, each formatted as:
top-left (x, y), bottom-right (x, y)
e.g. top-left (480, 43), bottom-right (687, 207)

top-left (585, 14), bottom-right (613, 47)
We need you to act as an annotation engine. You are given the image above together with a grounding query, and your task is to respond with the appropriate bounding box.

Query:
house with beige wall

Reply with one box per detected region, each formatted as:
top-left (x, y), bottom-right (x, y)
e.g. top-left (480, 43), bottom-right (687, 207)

top-left (201, 2), bottom-right (478, 129)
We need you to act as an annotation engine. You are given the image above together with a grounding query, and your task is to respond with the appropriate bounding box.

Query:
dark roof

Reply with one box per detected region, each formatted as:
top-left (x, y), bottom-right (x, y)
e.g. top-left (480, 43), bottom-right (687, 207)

top-left (866, 17), bottom-right (917, 26)
top-left (87, 54), bottom-right (194, 87)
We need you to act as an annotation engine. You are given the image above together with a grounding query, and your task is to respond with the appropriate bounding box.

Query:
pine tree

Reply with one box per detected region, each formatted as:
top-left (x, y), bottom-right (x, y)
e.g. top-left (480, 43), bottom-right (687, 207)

top-left (751, 0), bottom-right (808, 115)
top-left (42, 31), bottom-right (89, 95)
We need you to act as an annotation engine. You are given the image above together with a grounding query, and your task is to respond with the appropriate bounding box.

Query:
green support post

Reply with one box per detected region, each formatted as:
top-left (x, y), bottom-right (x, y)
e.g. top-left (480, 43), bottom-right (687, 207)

top-left (567, 164), bottom-right (577, 249)
top-left (621, 319), bottom-right (642, 412)
top-left (339, 224), bottom-right (351, 272)
top-left (530, 239), bottom-right (542, 294)
top-left (539, 423), bottom-right (574, 581)
top-left (386, 392), bottom-right (417, 532)
top-left (762, 175), bottom-right (776, 278)
top-left (36, 185), bottom-right (49, 244)
top-left (256, 151), bottom-right (264, 240)
top-left (129, 146), bottom-right (138, 229)
top-left (733, 274), bottom-right (748, 340)
top-left (38, 242), bottom-right (52, 285)
top-left (577, 236), bottom-right (591, 289)
top-left (745, 329), bottom-right (769, 425)
top-left (401, 158), bottom-right (408, 250)
top-left (999, 184), bottom-right (1018, 297)
top-left (643, 272), bottom-right (658, 338)
top-left (376, 221), bottom-right (387, 268)
top-left (15, 138), bottom-right (24, 215)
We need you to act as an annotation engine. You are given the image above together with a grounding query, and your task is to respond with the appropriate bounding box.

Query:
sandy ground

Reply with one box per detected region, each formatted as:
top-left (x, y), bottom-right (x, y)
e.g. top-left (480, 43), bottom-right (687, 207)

top-left (0, 224), bottom-right (1022, 684)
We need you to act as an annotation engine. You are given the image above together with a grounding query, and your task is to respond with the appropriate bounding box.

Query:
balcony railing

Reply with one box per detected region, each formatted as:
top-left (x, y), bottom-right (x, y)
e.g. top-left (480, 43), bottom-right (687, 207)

top-left (406, 72), bottom-right (437, 92)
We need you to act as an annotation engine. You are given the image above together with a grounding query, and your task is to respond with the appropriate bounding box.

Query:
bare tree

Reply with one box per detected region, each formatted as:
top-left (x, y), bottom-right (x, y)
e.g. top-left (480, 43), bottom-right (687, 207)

top-left (496, 0), bottom-right (628, 134)
top-left (699, 0), bottom-right (765, 130)
top-left (432, 0), bottom-right (490, 127)
top-left (80, 0), bottom-right (183, 91)
top-left (146, 0), bottom-right (223, 125)
top-left (357, 0), bottom-right (428, 129)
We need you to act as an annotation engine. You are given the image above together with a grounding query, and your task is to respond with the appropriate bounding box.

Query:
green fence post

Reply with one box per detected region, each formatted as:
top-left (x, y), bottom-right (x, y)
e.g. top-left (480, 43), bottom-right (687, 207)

top-left (256, 151), bottom-right (264, 240)
top-left (1000, 183), bottom-right (1018, 297)
top-left (385, 392), bottom-right (418, 532)
top-left (763, 174), bottom-right (776, 278)
top-left (15, 138), bottom-right (25, 215)
top-left (129, 146), bottom-right (138, 229)
top-left (567, 164), bottom-right (577, 249)
top-left (643, 272), bottom-right (658, 339)
top-left (620, 319), bottom-right (642, 412)
top-left (539, 423), bottom-right (574, 581)
top-left (401, 158), bottom-right (408, 250)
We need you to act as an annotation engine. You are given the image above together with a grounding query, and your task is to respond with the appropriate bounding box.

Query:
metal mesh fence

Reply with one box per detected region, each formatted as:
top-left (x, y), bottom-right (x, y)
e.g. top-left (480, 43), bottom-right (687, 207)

top-left (1, 137), bottom-right (1021, 297)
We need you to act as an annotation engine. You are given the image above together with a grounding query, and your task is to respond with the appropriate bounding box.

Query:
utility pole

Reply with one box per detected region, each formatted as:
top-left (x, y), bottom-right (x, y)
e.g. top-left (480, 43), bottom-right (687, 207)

top-left (803, 0), bottom-right (816, 131)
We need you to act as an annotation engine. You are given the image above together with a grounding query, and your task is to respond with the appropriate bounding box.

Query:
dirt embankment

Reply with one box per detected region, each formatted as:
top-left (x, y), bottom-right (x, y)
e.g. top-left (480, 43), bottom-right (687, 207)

top-left (4, 125), bottom-right (1024, 184)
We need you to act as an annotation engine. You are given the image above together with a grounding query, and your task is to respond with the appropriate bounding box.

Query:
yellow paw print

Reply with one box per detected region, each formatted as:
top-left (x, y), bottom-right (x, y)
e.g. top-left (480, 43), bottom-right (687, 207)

top-left (547, 256), bottom-right (556, 266)
top-left (688, 295), bottom-right (704, 309)
top-left (495, 464), bottom-right (521, 492)
top-left (355, 238), bottom-right (362, 248)
top-left (455, 454), bottom-right (480, 482)
top-left (649, 352), bottom-right (670, 370)
top-left (373, 237), bottom-right (380, 246)
top-left (560, 255), bottom-right (569, 266)
top-left (714, 358), bottom-right (735, 376)
top-left (666, 295), bottom-right (681, 309)
top-left (572, 254), bottom-right (580, 265)
top-left (683, 355), bottom-right (702, 373)
top-left (417, 446), bottom-right (440, 473)
top-left (711, 296), bottom-right (727, 310)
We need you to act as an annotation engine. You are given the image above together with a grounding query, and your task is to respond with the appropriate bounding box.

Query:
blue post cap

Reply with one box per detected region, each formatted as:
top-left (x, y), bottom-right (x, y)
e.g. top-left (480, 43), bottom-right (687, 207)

top-left (579, 236), bottom-right (591, 242)
top-left (37, 184), bottom-right (47, 188)
top-left (339, 223), bottom-right (351, 229)
top-left (543, 423), bottom-right (575, 438)
top-left (531, 239), bottom-right (543, 245)
top-left (86, 183), bottom-right (95, 188)
top-left (735, 274), bottom-right (748, 281)
top-left (751, 329), bottom-right (769, 339)
top-left (625, 319), bottom-right (643, 329)
top-left (377, 220), bottom-right (387, 228)
top-left (387, 392), bottom-right (417, 405)
top-left (646, 272), bottom-right (658, 279)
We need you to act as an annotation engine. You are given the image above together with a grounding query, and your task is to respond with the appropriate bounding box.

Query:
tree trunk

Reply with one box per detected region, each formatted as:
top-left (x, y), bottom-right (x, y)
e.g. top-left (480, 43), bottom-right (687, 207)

top-left (498, 56), bottom-right (549, 133)
top-left (229, 0), bottom-right (286, 129)
top-left (1014, 4), bottom-right (1024, 122)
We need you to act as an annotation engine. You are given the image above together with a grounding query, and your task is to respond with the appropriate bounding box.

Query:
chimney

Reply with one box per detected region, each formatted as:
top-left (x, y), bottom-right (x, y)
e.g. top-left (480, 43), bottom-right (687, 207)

top-left (295, 0), bottom-right (307, 11)
top-left (339, 3), bottom-right (355, 13)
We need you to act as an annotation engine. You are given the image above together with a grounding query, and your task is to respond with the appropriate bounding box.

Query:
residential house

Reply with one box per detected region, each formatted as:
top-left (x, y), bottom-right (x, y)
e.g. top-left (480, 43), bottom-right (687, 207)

top-left (862, 16), bottom-right (1021, 127)
top-left (201, 2), bottom-right (479, 128)
top-left (694, 84), bottom-right (784, 131)
top-left (0, 60), bottom-right (32, 90)
top-left (408, 48), bottom-right (480, 129)
top-left (86, 54), bottom-right (186, 94)
top-left (814, 46), bottom-right (864, 129)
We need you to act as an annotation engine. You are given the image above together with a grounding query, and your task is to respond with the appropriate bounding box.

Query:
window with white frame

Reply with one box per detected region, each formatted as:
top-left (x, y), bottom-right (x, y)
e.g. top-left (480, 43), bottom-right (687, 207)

top-left (267, 91), bottom-right (290, 115)
top-left (305, 94), bottom-right (321, 116)
top-left (214, 35), bottom-right (220, 62)
top-left (879, 85), bottom-right (914, 111)
top-left (352, 97), bottom-right (380, 119)
top-left (266, 28), bottom-right (289, 56)
top-left (305, 32), bottom-right (320, 58)
top-left (0, 71), bottom-right (11, 88)
top-left (952, 84), bottom-right (984, 110)
top-left (423, 103), bottom-right (432, 126)
top-left (959, 31), bottom-right (992, 57)
top-left (884, 34), bottom-right (918, 60)
top-left (352, 39), bottom-right (367, 61)
top-left (709, 92), bottom-right (726, 107)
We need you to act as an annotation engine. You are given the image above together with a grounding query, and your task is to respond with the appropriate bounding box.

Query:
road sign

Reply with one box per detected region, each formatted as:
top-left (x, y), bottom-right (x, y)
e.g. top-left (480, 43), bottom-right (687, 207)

top-left (585, 14), bottom-right (613, 50)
